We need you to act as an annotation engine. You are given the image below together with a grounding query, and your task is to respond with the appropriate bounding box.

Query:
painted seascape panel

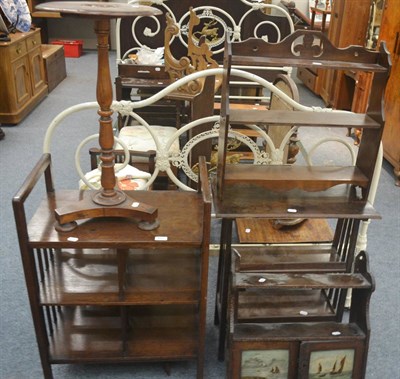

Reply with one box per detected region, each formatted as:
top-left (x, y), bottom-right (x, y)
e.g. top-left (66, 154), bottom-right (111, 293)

top-left (308, 348), bottom-right (355, 379)
top-left (241, 349), bottom-right (289, 379)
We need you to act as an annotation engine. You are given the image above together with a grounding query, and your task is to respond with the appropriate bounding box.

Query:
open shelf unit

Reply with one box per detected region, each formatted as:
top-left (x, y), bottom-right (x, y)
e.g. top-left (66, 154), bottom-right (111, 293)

top-left (211, 30), bottom-right (390, 372)
top-left (13, 154), bottom-right (211, 379)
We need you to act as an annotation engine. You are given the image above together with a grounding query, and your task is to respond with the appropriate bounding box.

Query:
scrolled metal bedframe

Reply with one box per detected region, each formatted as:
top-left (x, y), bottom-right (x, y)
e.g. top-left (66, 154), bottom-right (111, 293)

top-left (42, 66), bottom-right (382, 265)
top-left (115, 0), bottom-right (295, 64)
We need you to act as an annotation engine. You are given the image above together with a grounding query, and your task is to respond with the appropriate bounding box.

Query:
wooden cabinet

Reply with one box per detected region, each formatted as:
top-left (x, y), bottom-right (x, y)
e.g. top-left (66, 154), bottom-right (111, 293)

top-left (13, 154), bottom-right (212, 378)
top-left (378, 0), bottom-right (400, 185)
top-left (319, 0), bottom-right (371, 107)
top-left (227, 251), bottom-right (374, 379)
top-left (297, 0), bottom-right (372, 106)
top-left (0, 29), bottom-right (48, 124)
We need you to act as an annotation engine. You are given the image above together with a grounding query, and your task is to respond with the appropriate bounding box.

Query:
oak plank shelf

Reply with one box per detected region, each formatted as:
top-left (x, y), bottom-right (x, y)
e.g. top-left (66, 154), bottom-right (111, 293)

top-left (212, 178), bottom-right (380, 220)
top-left (27, 190), bottom-right (205, 247)
top-left (228, 109), bottom-right (381, 128)
top-left (223, 164), bottom-right (370, 191)
top-left (32, 11), bottom-right (62, 18)
top-left (49, 305), bottom-right (198, 362)
top-left (117, 77), bottom-right (171, 90)
top-left (237, 289), bottom-right (337, 322)
top-left (234, 245), bottom-right (346, 273)
top-left (233, 266), bottom-right (373, 323)
top-left (235, 272), bottom-right (371, 289)
top-left (232, 321), bottom-right (366, 341)
top-left (229, 56), bottom-right (388, 72)
top-left (40, 248), bottom-right (201, 305)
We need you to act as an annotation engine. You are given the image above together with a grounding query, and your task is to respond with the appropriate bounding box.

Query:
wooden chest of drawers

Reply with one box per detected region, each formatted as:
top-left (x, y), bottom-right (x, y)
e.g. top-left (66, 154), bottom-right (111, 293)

top-left (0, 28), bottom-right (48, 124)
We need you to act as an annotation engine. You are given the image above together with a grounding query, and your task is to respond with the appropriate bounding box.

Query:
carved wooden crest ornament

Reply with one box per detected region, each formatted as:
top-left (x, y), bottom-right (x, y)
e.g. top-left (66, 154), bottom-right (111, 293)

top-left (164, 7), bottom-right (218, 95)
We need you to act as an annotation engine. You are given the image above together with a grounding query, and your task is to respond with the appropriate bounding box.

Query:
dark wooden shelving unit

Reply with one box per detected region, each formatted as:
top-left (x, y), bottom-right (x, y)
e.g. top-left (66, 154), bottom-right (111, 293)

top-left (211, 30), bottom-right (390, 375)
top-left (13, 154), bottom-right (212, 378)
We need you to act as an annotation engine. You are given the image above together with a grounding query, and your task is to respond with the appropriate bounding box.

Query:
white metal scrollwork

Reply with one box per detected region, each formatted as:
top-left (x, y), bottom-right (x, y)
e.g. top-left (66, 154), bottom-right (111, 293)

top-left (43, 68), bottom-right (358, 193)
top-left (116, 0), bottom-right (294, 64)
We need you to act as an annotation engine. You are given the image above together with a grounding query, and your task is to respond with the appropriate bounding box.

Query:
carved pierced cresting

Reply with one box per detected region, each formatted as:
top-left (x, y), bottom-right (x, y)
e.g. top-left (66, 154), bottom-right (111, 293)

top-left (164, 8), bottom-right (218, 95)
top-left (240, 29), bottom-right (385, 64)
top-left (292, 32), bottom-right (323, 58)
top-left (164, 12), bottom-right (192, 84)
top-left (186, 9), bottom-right (218, 72)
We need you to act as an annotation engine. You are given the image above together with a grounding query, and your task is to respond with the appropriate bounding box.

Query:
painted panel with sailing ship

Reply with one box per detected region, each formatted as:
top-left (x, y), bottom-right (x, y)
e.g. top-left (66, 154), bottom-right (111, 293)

top-left (241, 349), bottom-right (289, 379)
top-left (308, 348), bottom-right (355, 379)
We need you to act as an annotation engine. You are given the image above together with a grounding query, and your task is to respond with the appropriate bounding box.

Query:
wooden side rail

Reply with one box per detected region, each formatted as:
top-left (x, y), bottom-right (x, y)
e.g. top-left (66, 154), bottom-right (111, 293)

top-left (12, 153), bottom-right (54, 206)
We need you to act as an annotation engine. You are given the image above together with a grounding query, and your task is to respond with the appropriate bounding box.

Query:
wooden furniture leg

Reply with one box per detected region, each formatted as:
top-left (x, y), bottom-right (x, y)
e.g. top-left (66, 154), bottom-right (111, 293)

top-left (214, 218), bottom-right (233, 361)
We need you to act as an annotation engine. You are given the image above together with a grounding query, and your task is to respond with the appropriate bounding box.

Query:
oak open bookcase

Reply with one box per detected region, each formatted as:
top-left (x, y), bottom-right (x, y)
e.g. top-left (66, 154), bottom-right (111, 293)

top-left (12, 2), bottom-right (212, 379)
top-left (13, 154), bottom-right (211, 379)
top-left (212, 29), bottom-right (390, 373)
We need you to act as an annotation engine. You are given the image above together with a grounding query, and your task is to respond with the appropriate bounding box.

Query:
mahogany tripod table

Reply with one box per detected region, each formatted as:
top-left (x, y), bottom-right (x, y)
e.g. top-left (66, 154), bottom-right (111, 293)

top-left (35, 1), bottom-right (162, 231)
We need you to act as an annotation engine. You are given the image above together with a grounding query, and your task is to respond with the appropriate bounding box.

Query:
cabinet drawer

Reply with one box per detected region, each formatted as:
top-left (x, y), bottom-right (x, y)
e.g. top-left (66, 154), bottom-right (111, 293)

top-left (297, 67), bottom-right (319, 93)
top-left (9, 41), bottom-right (27, 62)
top-left (26, 32), bottom-right (41, 52)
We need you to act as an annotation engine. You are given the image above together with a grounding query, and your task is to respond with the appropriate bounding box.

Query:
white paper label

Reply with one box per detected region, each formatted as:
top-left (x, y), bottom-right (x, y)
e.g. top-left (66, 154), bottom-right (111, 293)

top-left (67, 237), bottom-right (78, 242)
top-left (155, 236), bottom-right (168, 241)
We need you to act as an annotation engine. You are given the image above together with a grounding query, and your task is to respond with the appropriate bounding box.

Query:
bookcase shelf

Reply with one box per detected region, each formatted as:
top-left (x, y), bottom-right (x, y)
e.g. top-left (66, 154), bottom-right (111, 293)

top-left (229, 109), bottom-right (381, 128)
top-left (212, 179), bottom-right (380, 220)
top-left (39, 248), bottom-right (201, 305)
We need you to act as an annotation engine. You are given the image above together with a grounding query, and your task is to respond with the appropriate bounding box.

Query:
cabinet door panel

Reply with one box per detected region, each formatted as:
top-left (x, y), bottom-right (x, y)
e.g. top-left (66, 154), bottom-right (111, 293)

top-left (12, 58), bottom-right (31, 108)
top-left (29, 49), bottom-right (47, 95)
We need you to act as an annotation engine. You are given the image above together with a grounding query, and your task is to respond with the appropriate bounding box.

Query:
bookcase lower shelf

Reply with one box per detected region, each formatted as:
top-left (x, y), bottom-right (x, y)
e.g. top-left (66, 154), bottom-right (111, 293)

top-left (48, 305), bottom-right (199, 362)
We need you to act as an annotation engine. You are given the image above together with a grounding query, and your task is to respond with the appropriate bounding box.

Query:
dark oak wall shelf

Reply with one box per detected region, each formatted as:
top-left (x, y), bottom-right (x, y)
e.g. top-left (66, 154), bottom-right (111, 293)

top-left (212, 30), bottom-right (389, 369)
